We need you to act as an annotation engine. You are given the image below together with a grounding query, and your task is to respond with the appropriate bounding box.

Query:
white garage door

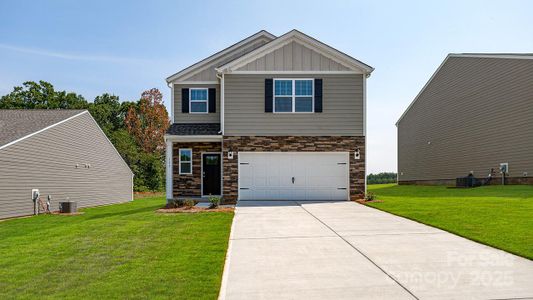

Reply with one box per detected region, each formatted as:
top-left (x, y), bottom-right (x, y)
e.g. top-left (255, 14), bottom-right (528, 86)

top-left (238, 152), bottom-right (349, 201)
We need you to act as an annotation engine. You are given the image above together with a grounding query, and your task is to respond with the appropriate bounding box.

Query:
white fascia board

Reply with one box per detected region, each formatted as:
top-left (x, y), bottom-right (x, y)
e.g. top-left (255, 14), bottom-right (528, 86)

top-left (164, 135), bottom-right (222, 143)
top-left (228, 70), bottom-right (362, 75)
top-left (396, 54), bottom-right (452, 126)
top-left (171, 81), bottom-right (219, 85)
top-left (166, 31), bottom-right (276, 83)
top-left (0, 110), bottom-right (88, 151)
top-left (217, 30), bottom-right (374, 75)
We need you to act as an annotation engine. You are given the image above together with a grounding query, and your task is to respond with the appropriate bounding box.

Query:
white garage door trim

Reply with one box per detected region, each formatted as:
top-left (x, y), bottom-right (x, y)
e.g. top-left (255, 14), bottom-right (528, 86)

top-left (238, 152), bottom-right (350, 201)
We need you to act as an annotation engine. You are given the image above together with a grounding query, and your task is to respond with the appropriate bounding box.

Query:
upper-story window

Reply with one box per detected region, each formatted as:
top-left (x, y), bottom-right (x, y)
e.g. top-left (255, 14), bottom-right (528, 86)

top-left (274, 79), bottom-right (314, 113)
top-left (190, 88), bottom-right (208, 113)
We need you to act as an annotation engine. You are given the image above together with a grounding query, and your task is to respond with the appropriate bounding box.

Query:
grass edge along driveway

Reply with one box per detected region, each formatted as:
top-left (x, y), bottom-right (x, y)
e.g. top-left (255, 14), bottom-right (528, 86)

top-left (0, 195), bottom-right (233, 299)
top-left (367, 184), bottom-right (533, 259)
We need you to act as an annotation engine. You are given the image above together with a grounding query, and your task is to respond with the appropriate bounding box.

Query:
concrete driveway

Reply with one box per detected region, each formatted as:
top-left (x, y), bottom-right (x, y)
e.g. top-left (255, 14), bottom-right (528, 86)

top-left (219, 201), bottom-right (533, 300)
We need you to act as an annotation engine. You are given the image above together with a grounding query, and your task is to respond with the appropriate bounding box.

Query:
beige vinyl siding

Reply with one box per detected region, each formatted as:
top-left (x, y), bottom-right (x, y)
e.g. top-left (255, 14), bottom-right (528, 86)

top-left (398, 57), bottom-right (533, 181)
top-left (236, 41), bottom-right (351, 71)
top-left (173, 84), bottom-right (220, 123)
top-left (224, 74), bottom-right (363, 136)
top-left (179, 38), bottom-right (271, 82)
top-left (0, 112), bottom-right (133, 219)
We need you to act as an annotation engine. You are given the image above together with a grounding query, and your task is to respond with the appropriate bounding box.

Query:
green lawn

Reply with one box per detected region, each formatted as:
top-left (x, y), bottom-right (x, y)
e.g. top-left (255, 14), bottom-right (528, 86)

top-left (0, 195), bottom-right (233, 299)
top-left (367, 184), bottom-right (533, 259)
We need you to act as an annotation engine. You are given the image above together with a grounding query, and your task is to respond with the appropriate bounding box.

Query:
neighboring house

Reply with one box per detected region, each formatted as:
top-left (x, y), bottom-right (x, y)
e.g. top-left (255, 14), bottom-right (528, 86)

top-left (0, 110), bottom-right (133, 219)
top-left (397, 54), bottom-right (533, 185)
top-left (164, 30), bottom-right (373, 202)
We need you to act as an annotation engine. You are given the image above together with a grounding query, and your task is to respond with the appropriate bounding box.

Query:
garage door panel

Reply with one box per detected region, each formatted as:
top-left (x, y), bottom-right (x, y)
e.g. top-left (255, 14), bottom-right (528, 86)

top-left (239, 152), bottom-right (349, 201)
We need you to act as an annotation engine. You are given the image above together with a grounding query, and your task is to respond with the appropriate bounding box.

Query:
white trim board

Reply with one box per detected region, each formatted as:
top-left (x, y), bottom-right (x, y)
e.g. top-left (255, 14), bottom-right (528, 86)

top-left (172, 81), bottom-right (219, 85)
top-left (216, 30), bottom-right (374, 75)
top-left (0, 110), bottom-right (134, 176)
top-left (164, 135), bottom-right (222, 143)
top-left (0, 110), bottom-right (87, 151)
top-left (166, 30), bottom-right (276, 83)
top-left (228, 71), bottom-right (362, 75)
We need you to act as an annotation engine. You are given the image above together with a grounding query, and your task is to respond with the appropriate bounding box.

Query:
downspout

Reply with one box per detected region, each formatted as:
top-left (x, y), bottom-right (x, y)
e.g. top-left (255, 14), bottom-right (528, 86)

top-left (167, 81), bottom-right (174, 123)
top-left (215, 71), bottom-right (224, 135)
top-left (363, 72), bottom-right (368, 196)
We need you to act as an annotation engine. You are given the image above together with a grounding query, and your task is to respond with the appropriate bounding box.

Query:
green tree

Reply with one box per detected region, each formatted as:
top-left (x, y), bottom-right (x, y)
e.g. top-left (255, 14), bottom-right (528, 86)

top-left (88, 94), bottom-right (129, 136)
top-left (367, 172), bottom-right (398, 184)
top-left (0, 81), bottom-right (87, 109)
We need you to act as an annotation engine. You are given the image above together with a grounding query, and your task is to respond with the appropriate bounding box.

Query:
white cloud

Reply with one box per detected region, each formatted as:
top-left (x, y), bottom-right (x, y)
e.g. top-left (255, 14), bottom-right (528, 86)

top-left (0, 43), bottom-right (148, 64)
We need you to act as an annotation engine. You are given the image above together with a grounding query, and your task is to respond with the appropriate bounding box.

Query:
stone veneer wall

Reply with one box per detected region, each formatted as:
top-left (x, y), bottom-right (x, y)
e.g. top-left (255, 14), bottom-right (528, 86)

top-left (173, 142), bottom-right (221, 198)
top-left (222, 136), bottom-right (365, 201)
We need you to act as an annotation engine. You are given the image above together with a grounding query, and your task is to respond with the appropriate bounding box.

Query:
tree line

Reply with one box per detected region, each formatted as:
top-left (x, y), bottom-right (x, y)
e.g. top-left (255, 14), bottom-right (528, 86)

top-left (367, 172), bottom-right (397, 184)
top-left (0, 81), bottom-right (169, 192)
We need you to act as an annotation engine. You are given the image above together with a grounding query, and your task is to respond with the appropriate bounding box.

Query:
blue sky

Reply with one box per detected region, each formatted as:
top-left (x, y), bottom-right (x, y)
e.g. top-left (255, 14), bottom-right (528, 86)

top-left (1, 0), bottom-right (532, 173)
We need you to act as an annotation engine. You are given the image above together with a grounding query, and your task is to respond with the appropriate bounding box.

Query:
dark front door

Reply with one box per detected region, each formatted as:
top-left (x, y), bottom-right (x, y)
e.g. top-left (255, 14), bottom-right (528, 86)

top-left (202, 153), bottom-right (221, 195)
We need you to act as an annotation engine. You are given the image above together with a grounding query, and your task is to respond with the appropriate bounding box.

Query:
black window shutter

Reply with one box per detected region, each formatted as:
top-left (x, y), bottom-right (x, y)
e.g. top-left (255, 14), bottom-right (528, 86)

top-left (182, 88), bottom-right (189, 113)
top-left (208, 88), bottom-right (216, 113)
top-left (314, 79), bottom-right (323, 113)
top-left (265, 78), bottom-right (273, 113)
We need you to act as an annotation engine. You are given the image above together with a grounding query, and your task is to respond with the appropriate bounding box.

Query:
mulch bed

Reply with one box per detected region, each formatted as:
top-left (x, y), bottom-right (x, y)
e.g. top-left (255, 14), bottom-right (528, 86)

top-left (50, 211), bottom-right (85, 216)
top-left (156, 207), bottom-right (234, 214)
top-left (354, 199), bottom-right (383, 204)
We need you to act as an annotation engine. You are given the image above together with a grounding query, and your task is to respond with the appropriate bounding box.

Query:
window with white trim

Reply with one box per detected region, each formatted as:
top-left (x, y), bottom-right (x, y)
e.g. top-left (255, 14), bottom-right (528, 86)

top-left (179, 149), bottom-right (192, 174)
top-left (274, 79), bottom-right (313, 113)
top-left (190, 88), bottom-right (208, 113)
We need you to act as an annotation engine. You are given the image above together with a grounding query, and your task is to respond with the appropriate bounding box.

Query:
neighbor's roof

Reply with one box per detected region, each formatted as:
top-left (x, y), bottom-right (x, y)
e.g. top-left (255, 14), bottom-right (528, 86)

top-left (395, 53), bottom-right (533, 125)
top-left (166, 123), bottom-right (221, 135)
top-left (0, 109), bottom-right (87, 149)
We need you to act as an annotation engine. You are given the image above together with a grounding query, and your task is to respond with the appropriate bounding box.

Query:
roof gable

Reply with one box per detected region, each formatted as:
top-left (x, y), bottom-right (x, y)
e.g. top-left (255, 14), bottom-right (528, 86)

top-left (166, 30), bottom-right (276, 83)
top-left (0, 109), bottom-right (87, 149)
top-left (217, 30), bottom-right (374, 74)
top-left (396, 53), bottom-right (533, 125)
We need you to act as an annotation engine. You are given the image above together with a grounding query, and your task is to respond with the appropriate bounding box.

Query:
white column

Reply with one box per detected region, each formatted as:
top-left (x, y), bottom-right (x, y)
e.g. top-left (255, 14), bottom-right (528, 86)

top-left (165, 140), bottom-right (173, 202)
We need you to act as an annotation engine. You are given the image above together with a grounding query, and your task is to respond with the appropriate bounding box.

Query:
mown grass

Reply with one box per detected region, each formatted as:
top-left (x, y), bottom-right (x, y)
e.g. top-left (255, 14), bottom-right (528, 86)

top-left (367, 184), bottom-right (533, 259)
top-left (0, 195), bottom-right (233, 299)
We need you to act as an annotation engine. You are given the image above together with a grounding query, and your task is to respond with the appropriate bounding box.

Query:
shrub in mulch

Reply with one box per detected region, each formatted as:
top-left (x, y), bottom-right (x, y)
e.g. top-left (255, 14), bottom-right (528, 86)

top-left (156, 206), bottom-right (233, 214)
top-left (354, 192), bottom-right (383, 204)
top-left (158, 198), bottom-right (233, 213)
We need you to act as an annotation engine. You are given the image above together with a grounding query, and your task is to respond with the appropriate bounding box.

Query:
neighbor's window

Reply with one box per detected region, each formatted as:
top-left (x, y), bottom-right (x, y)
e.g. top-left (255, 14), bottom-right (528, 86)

top-left (190, 88), bottom-right (208, 113)
top-left (274, 79), bottom-right (313, 113)
top-left (179, 149), bottom-right (192, 174)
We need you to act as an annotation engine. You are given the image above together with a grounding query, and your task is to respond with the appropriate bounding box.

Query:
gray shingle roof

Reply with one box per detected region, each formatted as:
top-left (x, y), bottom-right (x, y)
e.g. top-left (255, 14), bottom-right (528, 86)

top-left (166, 123), bottom-right (221, 136)
top-left (0, 109), bottom-right (87, 148)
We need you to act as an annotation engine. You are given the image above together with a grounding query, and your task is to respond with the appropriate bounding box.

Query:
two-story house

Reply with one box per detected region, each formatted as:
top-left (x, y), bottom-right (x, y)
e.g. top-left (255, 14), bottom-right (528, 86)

top-left (164, 30), bottom-right (373, 202)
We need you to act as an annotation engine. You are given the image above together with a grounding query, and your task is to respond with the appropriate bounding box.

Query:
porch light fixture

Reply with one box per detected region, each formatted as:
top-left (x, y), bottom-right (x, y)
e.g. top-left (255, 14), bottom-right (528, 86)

top-left (228, 151), bottom-right (234, 159)
top-left (354, 148), bottom-right (360, 160)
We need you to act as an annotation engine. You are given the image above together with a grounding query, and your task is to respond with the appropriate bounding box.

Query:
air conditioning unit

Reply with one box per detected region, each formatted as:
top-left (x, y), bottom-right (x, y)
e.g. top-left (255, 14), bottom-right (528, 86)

top-left (59, 201), bottom-right (77, 213)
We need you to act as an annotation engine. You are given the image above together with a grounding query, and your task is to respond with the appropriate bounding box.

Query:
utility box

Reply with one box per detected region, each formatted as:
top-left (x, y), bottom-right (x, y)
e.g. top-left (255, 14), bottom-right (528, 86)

top-left (59, 202), bottom-right (77, 213)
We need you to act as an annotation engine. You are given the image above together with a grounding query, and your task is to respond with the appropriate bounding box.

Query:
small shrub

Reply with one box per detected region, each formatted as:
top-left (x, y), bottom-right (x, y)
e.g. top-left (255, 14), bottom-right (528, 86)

top-left (183, 199), bottom-right (196, 208)
top-left (169, 199), bottom-right (184, 208)
top-left (364, 192), bottom-right (375, 201)
top-left (208, 196), bottom-right (221, 209)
